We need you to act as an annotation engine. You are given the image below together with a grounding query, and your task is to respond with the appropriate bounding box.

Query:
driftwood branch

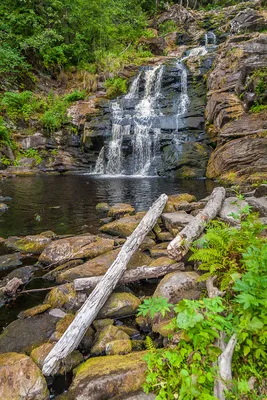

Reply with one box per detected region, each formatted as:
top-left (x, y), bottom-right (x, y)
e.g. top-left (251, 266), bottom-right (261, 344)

top-left (167, 187), bottom-right (226, 260)
top-left (74, 262), bottom-right (184, 291)
top-left (214, 333), bottom-right (237, 400)
top-left (206, 275), bottom-right (236, 399)
top-left (206, 276), bottom-right (226, 298)
top-left (0, 278), bottom-right (23, 296)
top-left (42, 193), bottom-right (168, 376)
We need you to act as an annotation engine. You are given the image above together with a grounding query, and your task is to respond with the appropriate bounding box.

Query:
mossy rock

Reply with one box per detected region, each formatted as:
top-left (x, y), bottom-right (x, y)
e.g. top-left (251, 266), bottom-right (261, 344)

top-left (91, 324), bottom-right (129, 355)
top-left (93, 318), bottom-right (114, 330)
top-left (44, 283), bottom-right (77, 310)
top-left (51, 313), bottom-right (75, 341)
top-left (0, 352), bottom-right (49, 400)
top-left (30, 343), bottom-right (83, 374)
top-left (95, 202), bottom-right (110, 213)
top-left (98, 292), bottom-right (141, 319)
top-left (5, 235), bottom-right (51, 254)
top-left (69, 351), bottom-right (148, 399)
top-left (105, 339), bottom-right (132, 355)
top-left (149, 256), bottom-right (176, 268)
top-left (108, 203), bottom-right (135, 218)
top-left (99, 214), bottom-right (142, 237)
top-left (19, 303), bottom-right (51, 318)
top-left (164, 193), bottom-right (197, 212)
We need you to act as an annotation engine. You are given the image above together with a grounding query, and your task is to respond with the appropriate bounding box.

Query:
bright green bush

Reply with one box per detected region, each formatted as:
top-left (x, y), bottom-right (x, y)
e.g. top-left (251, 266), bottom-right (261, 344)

top-left (139, 211), bottom-right (267, 400)
top-left (63, 90), bottom-right (86, 102)
top-left (40, 96), bottom-right (68, 133)
top-left (1, 91), bottom-right (45, 121)
top-left (104, 77), bottom-right (127, 98)
top-left (159, 21), bottom-right (177, 36)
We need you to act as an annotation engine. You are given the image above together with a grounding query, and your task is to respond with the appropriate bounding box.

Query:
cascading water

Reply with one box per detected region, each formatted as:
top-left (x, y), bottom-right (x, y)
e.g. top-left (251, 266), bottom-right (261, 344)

top-left (94, 32), bottom-right (217, 177)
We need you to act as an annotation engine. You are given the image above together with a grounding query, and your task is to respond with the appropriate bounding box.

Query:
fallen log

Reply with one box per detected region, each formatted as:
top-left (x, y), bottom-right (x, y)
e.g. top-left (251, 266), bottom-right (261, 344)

top-left (42, 193), bottom-right (168, 376)
top-left (167, 187), bottom-right (226, 260)
top-left (0, 278), bottom-right (23, 296)
top-left (74, 262), bottom-right (184, 291)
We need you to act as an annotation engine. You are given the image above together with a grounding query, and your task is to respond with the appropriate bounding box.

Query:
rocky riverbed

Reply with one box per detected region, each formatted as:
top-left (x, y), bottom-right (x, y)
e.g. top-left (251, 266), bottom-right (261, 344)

top-left (0, 184), bottom-right (266, 399)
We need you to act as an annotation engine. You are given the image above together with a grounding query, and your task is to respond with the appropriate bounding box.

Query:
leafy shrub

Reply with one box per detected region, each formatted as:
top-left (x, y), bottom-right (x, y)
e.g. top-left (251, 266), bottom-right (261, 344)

top-left (189, 212), bottom-right (266, 290)
top-left (0, 117), bottom-right (12, 146)
top-left (1, 91), bottom-right (44, 121)
top-left (40, 95), bottom-right (69, 133)
top-left (0, 45), bottom-right (30, 76)
top-left (104, 77), bottom-right (127, 98)
top-left (63, 90), bottom-right (86, 102)
top-left (158, 21), bottom-right (177, 36)
top-left (138, 297), bottom-right (172, 318)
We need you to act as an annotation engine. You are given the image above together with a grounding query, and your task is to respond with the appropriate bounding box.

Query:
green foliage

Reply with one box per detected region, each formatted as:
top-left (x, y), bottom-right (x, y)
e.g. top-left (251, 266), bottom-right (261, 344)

top-left (0, 0), bottom-right (147, 80)
top-left (250, 103), bottom-right (267, 113)
top-left (104, 77), bottom-right (127, 98)
top-left (145, 336), bottom-right (156, 351)
top-left (232, 243), bottom-right (267, 377)
top-left (0, 155), bottom-right (12, 166)
top-left (138, 297), bottom-right (172, 319)
top-left (189, 211), bottom-right (266, 290)
top-left (0, 117), bottom-right (12, 146)
top-left (144, 297), bottom-right (230, 399)
top-left (159, 21), bottom-right (177, 36)
top-left (40, 95), bottom-right (69, 133)
top-left (1, 91), bottom-right (45, 121)
top-left (63, 90), bottom-right (86, 102)
top-left (15, 148), bottom-right (42, 166)
top-left (142, 211), bottom-right (267, 399)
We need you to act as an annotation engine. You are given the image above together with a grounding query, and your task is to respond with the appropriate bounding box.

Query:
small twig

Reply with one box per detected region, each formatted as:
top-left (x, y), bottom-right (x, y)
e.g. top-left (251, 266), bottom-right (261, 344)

top-left (20, 286), bottom-right (57, 294)
top-left (206, 276), bottom-right (226, 298)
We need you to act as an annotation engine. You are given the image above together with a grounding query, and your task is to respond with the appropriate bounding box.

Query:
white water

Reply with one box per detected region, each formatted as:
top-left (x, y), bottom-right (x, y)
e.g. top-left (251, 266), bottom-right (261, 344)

top-left (95, 64), bottom-right (164, 176)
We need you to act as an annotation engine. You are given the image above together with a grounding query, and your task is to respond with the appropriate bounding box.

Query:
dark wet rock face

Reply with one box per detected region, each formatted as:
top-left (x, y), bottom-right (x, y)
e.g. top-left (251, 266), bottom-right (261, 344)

top-left (206, 30), bottom-right (267, 184)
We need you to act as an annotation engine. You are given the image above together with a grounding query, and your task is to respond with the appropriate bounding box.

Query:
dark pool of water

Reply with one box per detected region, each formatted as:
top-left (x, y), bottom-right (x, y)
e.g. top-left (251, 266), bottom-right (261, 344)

top-left (0, 174), bottom-right (217, 238)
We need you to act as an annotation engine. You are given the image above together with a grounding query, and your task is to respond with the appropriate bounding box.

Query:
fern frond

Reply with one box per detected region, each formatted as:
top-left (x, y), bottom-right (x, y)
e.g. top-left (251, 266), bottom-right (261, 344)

top-left (145, 336), bottom-right (156, 351)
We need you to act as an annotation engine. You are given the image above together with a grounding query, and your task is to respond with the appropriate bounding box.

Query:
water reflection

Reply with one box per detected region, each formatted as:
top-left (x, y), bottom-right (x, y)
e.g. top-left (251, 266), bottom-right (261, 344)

top-left (0, 175), bottom-right (217, 238)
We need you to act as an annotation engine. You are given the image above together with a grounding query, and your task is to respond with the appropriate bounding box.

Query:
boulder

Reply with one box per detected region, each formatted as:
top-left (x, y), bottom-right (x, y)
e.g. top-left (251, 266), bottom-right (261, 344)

top-left (56, 249), bottom-right (151, 282)
top-left (0, 252), bottom-right (22, 272)
top-left (157, 4), bottom-right (195, 26)
top-left (68, 351), bottom-right (147, 399)
top-left (156, 231), bottom-right (173, 241)
top-left (219, 197), bottom-right (249, 224)
top-left (30, 343), bottom-right (83, 374)
top-left (106, 339), bottom-right (132, 356)
top-left (0, 265), bottom-right (34, 285)
top-left (247, 196), bottom-right (267, 217)
top-left (39, 235), bottom-right (114, 265)
top-left (98, 292), bottom-right (141, 319)
top-left (99, 214), bottom-right (143, 237)
top-left (5, 235), bottom-right (51, 255)
top-left (93, 318), bottom-right (114, 330)
top-left (91, 325), bottom-right (130, 355)
top-left (149, 256), bottom-right (177, 268)
top-left (0, 352), bottom-right (49, 400)
top-left (164, 193), bottom-right (197, 213)
top-left (96, 202), bottom-right (110, 213)
top-left (19, 303), bottom-right (51, 318)
top-left (51, 313), bottom-right (75, 341)
top-left (161, 211), bottom-right (194, 235)
top-left (0, 313), bottom-right (59, 354)
top-left (44, 283), bottom-right (77, 310)
top-left (206, 93), bottom-right (244, 131)
top-left (108, 203), bottom-right (135, 218)
top-left (254, 184), bottom-right (267, 198)
top-left (153, 271), bottom-right (202, 304)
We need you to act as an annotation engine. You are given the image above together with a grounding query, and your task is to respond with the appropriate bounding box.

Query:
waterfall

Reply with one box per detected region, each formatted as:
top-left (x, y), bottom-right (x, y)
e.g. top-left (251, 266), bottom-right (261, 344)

top-left (132, 65), bottom-right (164, 175)
top-left (125, 72), bottom-right (142, 100)
top-left (174, 61), bottom-right (190, 151)
top-left (94, 146), bottom-right (105, 174)
top-left (205, 31), bottom-right (217, 47)
top-left (95, 64), bottom-right (164, 176)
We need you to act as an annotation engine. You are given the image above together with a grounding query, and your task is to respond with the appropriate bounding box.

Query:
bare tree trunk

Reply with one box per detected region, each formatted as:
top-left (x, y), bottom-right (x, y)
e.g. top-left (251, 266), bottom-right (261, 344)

top-left (74, 262), bottom-right (184, 291)
top-left (167, 187), bottom-right (226, 260)
top-left (42, 194), bottom-right (168, 376)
